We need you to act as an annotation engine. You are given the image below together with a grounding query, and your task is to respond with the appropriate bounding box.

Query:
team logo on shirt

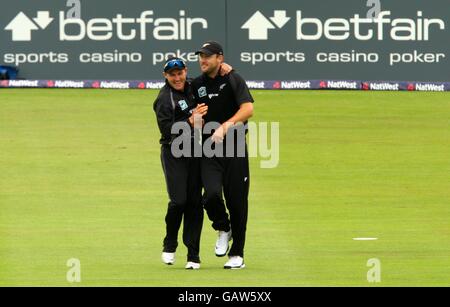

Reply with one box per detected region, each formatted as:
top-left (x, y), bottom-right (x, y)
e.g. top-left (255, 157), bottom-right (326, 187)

top-left (198, 86), bottom-right (207, 98)
top-left (219, 83), bottom-right (227, 91)
top-left (178, 100), bottom-right (188, 111)
top-left (208, 93), bottom-right (219, 99)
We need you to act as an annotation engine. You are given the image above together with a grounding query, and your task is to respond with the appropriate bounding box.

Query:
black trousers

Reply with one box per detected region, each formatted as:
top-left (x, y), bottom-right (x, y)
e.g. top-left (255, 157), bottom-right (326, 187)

top-left (201, 154), bottom-right (250, 258)
top-left (160, 145), bottom-right (203, 263)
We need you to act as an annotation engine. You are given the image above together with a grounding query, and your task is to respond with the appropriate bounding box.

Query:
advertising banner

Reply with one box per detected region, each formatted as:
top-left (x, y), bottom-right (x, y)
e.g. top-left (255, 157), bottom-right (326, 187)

top-left (1, 0), bottom-right (449, 85)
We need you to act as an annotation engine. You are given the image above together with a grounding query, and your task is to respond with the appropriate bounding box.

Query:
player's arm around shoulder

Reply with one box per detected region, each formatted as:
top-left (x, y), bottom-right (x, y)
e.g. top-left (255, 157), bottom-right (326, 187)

top-left (228, 71), bottom-right (254, 120)
top-left (228, 71), bottom-right (255, 106)
top-left (217, 72), bottom-right (254, 137)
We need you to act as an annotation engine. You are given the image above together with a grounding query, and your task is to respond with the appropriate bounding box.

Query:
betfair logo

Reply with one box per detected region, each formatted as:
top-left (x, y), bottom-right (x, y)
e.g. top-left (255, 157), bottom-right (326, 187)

top-left (242, 11), bottom-right (290, 40)
top-left (5, 11), bottom-right (53, 41)
top-left (5, 9), bottom-right (208, 42)
top-left (242, 9), bottom-right (445, 42)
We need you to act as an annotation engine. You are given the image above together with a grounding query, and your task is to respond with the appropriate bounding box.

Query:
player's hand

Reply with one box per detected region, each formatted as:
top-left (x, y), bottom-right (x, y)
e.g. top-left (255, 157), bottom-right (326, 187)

top-left (212, 122), bottom-right (234, 143)
top-left (189, 104), bottom-right (208, 126)
top-left (212, 124), bottom-right (225, 143)
top-left (194, 103), bottom-right (208, 117)
top-left (219, 63), bottom-right (233, 76)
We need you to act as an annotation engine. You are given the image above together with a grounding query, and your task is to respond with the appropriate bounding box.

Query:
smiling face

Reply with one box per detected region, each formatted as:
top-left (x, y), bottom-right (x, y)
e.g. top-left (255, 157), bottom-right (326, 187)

top-left (163, 68), bottom-right (187, 91)
top-left (198, 53), bottom-right (224, 76)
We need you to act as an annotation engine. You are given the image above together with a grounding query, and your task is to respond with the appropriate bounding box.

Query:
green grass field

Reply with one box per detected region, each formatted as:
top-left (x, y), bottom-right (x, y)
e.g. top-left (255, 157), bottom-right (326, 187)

top-left (0, 89), bottom-right (449, 286)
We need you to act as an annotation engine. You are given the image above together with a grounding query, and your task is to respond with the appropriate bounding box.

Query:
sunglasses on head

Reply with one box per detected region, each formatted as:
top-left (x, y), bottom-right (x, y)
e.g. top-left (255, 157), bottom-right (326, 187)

top-left (164, 59), bottom-right (186, 72)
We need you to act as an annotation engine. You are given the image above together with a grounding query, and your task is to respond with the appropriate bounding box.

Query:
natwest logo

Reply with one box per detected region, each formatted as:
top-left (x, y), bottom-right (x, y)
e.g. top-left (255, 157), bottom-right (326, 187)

top-left (5, 10), bottom-right (208, 42)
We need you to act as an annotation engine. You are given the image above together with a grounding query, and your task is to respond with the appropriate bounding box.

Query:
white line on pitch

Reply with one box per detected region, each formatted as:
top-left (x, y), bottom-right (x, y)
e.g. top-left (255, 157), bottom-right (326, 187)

top-left (353, 238), bottom-right (378, 241)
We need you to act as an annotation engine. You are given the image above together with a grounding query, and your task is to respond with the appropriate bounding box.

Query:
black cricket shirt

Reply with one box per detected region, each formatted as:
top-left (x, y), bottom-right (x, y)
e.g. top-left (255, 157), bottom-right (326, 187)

top-left (153, 79), bottom-right (196, 145)
top-left (191, 71), bottom-right (254, 139)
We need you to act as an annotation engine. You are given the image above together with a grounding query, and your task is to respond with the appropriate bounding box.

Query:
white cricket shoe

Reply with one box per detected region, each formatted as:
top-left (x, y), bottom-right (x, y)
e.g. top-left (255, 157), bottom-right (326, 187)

top-left (224, 256), bottom-right (245, 269)
top-left (185, 262), bottom-right (201, 270)
top-left (162, 252), bottom-right (175, 265)
top-left (215, 230), bottom-right (232, 257)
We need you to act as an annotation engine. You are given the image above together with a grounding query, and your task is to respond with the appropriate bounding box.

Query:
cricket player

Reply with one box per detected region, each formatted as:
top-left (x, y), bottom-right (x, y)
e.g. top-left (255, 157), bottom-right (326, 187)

top-left (192, 41), bottom-right (254, 269)
top-left (153, 57), bottom-right (233, 270)
top-left (153, 57), bottom-right (208, 270)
